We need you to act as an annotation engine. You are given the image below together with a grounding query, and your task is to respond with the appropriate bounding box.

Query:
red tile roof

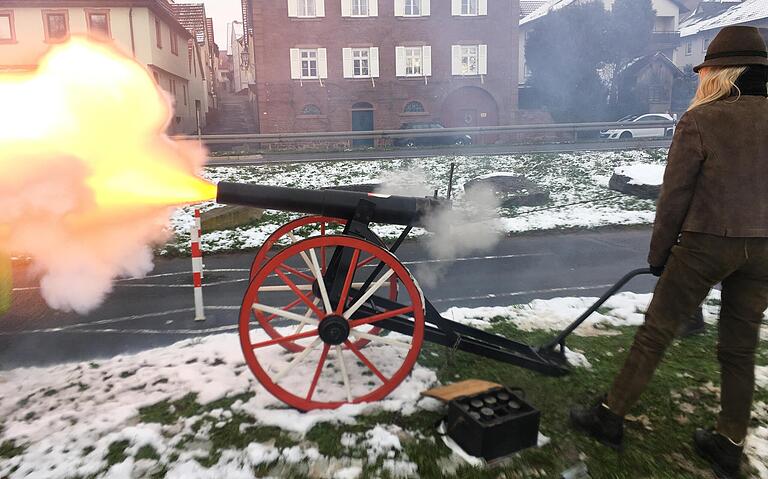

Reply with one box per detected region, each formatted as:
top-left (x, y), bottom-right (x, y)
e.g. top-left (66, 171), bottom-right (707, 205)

top-left (170, 3), bottom-right (208, 45)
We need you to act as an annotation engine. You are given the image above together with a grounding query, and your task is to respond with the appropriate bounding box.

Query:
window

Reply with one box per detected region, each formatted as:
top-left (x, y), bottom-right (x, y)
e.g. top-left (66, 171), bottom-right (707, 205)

top-left (404, 0), bottom-right (421, 15)
top-left (0, 11), bottom-right (15, 42)
top-left (301, 49), bottom-right (318, 78)
top-left (298, 0), bottom-right (317, 17)
top-left (169, 78), bottom-right (177, 96)
top-left (188, 48), bottom-right (193, 73)
top-left (461, 0), bottom-right (478, 15)
top-left (171, 32), bottom-right (179, 55)
top-left (685, 41), bottom-right (692, 56)
top-left (352, 0), bottom-right (369, 16)
top-left (301, 104), bottom-right (322, 115)
top-left (153, 71), bottom-right (160, 83)
top-left (43, 10), bottom-right (69, 42)
top-left (86, 10), bottom-right (110, 38)
top-left (183, 84), bottom-right (188, 106)
top-left (156, 19), bottom-right (163, 48)
top-left (404, 101), bottom-right (425, 113)
top-left (461, 45), bottom-right (478, 74)
top-left (352, 48), bottom-right (369, 77)
top-left (405, 47), bottom-right (422, 76)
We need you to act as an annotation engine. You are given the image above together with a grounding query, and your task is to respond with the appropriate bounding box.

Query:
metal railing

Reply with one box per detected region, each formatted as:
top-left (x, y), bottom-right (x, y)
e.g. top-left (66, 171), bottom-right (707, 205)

top-left (181, 120), bottom-right (675, 144)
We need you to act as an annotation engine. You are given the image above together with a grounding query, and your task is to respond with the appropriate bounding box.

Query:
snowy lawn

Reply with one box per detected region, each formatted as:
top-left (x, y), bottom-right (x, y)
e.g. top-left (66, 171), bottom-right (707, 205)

top-left (2, 292), bottom-right (768, 479)
top-left (165, 149), bottom-right (667, 255)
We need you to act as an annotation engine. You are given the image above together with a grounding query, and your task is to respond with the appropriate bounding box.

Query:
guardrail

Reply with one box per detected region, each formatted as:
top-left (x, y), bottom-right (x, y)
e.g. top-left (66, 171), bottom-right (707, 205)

top-left (182, 120), bottom-right (676, 144)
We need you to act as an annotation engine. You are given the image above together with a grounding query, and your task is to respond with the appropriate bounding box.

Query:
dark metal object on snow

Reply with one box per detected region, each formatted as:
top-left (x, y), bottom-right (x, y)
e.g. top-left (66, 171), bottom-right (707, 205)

top-left (447, 387), bottom-right (540, 460)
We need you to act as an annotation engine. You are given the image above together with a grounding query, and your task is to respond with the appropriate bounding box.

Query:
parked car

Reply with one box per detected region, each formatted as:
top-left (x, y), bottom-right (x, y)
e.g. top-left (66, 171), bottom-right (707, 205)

top-left (394, 122), bottom-right (473, 148)
top-left (600, 113), bottom-right (676, 140)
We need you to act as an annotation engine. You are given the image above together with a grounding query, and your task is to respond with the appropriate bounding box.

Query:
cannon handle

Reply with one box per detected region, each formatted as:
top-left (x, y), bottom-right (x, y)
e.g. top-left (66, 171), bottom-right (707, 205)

top-left (539, 268), bottom-right (653, 355)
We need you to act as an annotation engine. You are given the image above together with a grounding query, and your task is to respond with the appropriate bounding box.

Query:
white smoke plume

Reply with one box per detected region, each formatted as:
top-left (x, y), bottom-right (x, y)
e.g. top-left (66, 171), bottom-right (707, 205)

top-left (0, 39), bottom-right (211, 314)
top-left (377, 168), bottom-right (502, 287)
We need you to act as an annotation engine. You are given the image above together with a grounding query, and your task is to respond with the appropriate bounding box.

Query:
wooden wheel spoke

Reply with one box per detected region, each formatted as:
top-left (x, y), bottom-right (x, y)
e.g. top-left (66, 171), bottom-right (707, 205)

top-left (307, 247), bottom-right (332, 314)
top-left (294, 299), bottom-right (320, 336)
top-left (335, 345), bottom-right (353, 403)
top-left (251, 327), bottom-right (319, 349)
top-left (349, 306), bottom-right (414, 329)
top-left (275, 268), bottom-right (324, 317)
top-left (306, 344), bottom-right (331, 401)
top-left (336, 249), bottom-right (360, 315)
top-left (274, 337), bottom-right (322, 383)
top-left (344, 340), bottom-right (388, 383)
top-left (251, 302), bottom-right (319, 326)
top-left (259, 298), bottom-right (304, 323)
top-left (277, 263), bottom-right (314, 282)
top-left (258, 285), bottom-right (312, 293)
top-left (343, 269), bottom-right (396, 319)
top-left (357, 255), bottom-right (376, 269)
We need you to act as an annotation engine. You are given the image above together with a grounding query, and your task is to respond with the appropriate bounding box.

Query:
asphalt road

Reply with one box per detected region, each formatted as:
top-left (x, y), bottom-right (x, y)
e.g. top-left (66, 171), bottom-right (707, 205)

top-left (207, 139), bottom-right (672, 166)
top-left (0, 227), bottom-right (658, 370)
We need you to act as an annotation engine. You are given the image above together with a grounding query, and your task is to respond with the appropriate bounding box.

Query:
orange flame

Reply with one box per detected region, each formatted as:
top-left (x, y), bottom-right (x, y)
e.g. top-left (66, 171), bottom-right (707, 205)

top-left (0, 37), bottom-right (216, 212)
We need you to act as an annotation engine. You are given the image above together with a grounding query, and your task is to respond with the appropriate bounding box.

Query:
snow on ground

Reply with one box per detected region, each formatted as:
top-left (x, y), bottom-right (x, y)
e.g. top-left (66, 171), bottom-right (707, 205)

top-left (614, 164), bottom-right (665, 186)
top-left (2, 291), bottom-right (766, 478)
top-left (165, 149), bottom-right (667, 254)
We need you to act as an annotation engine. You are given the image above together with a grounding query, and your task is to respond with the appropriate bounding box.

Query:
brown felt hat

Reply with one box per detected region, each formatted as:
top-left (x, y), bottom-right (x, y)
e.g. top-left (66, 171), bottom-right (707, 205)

top-left (694, 26), bottom-right (768, 73)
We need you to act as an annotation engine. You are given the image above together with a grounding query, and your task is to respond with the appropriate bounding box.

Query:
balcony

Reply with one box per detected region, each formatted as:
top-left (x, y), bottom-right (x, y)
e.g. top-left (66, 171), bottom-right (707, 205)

top-left (651, 31), bottom-right (681, 49)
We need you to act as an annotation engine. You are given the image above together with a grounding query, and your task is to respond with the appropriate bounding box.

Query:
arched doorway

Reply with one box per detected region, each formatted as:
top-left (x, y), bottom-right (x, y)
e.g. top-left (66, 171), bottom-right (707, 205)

top-left (351, 102), bottom-right (374, 147)
top-left (442, 87), bottom-right (499, 144)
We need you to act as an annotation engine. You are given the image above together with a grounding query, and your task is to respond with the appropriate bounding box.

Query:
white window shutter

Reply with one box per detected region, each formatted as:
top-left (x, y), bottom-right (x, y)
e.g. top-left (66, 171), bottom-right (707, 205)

top-left (451, 45), bottom-right (461, 75)
top-left (478, 44), bottom-right (488, 75)
top-left (317, 48), bottom-right (328, 78)
top-left (290, 48), bottom-right (301, 79)
top-left (422, 0), bottom-right (430, 16)
top-left (370, 47), bottom-right (380, 77)
top-left (451, 0), bottom-right (460, 16)
top-left (316, 0), bottom-right (325, 16)
top-left (478, 0), bottom-right (487, 15)
top-left (342, 48), bottom-right (353, 78)
top-left (288, 0), bottom-right (298, 17)
top-left (369, 0), bottom-right (378, 16)
top-left (394, 0), bottom-right (404, 16)
top-left (422, 45), bottom-right (432, 76)
top-left (341, 0), bottom-right (351, 16)
top-left (395, 46), bottom-right (406, 76)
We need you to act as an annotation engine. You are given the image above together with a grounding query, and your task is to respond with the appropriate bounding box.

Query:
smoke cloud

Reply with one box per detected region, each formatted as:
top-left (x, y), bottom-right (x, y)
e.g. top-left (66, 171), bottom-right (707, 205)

top-left (0, 39), bottom-right (212, 314)
top-left (377, 168), bottom-right (502, 287)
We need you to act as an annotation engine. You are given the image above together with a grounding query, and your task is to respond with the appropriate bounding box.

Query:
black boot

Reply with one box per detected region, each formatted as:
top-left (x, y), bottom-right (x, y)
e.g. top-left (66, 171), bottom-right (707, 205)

top-left (570, 397), bottom-right (624, 450)
top-left (677, 307), bottom-right (706, 338)
top-left (693, 429), bottom-right (743, 479)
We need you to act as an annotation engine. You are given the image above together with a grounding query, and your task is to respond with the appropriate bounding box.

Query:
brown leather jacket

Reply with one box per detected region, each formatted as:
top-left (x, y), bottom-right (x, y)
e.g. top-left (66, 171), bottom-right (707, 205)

top-left (649, 95), bottom-right (768, 267)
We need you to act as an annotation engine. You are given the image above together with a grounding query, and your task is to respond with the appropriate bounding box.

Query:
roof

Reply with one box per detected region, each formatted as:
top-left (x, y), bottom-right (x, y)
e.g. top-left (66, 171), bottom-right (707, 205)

top-left (0, 0), bottom-right (190, 36)
top-left (521, 0), bottom-right (690, 26)
top-left (618, 51), bottom-right (684, 77)
top-left (170, 3), bottom-right (208, 44)
top-left (680, 0), bottom-right (768, 36)
top-left (520, 0), bottom-right (546, 18)
top-left (205, 17), bottom-right (215, 46)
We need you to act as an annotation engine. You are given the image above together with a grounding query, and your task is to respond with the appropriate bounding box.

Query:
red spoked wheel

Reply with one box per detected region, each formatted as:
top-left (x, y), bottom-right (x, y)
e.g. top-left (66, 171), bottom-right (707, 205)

top-left (250, 215), bottom-right (395, 352)
top-left (239, 235), bottom-right (425, 410)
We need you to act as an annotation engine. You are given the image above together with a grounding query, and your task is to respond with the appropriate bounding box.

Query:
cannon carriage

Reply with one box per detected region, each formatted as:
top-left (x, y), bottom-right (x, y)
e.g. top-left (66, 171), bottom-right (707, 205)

top-left (216, 182), bottom-right (651, 411)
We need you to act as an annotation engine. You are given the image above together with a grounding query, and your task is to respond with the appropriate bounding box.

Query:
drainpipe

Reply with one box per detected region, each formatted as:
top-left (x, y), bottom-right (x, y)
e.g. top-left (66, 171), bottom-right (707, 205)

top-left (129, 8), bottom-right (136, 58)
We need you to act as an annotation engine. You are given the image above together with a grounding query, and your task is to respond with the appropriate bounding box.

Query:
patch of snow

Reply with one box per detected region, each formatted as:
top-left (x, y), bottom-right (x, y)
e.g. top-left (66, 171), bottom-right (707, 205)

top-left (364, 425), bottom-right (403, 461)
top-left (614, 164), bottom-right (665, 186)
top-left (475, 171), bottom-right (518, 180)
top-left (680, 0), bottom-right (768, 37)
top-left (756, 365), bottom-right (768, 390)
top-left (334, 466), bottom-right (363, 479)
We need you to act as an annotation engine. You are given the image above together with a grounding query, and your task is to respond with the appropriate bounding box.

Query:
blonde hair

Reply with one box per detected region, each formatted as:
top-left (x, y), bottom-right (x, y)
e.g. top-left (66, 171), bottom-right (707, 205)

top-left (688, 66), bottom-right (748, 111)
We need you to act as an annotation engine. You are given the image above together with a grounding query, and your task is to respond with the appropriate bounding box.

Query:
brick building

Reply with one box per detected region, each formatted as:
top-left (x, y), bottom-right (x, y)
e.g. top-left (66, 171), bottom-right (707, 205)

top-left (246, 0), bottom-right (520, 134)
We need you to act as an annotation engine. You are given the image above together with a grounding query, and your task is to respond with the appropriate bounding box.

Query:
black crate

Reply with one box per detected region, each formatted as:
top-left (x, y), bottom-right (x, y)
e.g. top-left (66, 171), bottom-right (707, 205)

top-left (446, 386), bottom-right (540, 461)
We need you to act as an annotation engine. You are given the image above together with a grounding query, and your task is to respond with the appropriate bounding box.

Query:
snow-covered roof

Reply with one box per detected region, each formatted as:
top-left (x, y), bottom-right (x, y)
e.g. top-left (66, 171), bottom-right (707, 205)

top-left (520, 0), bottom-right (547, 19)
top-left (520, 0), bottom-right (579, 26)
top-left (680, 0), bottom-right (768, 37)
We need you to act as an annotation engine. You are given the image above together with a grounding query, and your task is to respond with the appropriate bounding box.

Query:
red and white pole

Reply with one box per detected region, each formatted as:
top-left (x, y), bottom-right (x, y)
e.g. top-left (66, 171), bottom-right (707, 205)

top-left (191, 209), bottom-right (205, 321)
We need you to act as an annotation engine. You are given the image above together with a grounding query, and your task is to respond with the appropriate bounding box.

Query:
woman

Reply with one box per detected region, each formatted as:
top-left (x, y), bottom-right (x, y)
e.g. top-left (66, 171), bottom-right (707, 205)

top-left (570, 26), bottom-right (768, 479)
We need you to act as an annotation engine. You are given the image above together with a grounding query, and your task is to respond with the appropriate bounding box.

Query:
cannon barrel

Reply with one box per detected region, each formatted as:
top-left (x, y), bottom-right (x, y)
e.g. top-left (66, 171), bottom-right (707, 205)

top-left (216, 182), bottom-right (447, 227)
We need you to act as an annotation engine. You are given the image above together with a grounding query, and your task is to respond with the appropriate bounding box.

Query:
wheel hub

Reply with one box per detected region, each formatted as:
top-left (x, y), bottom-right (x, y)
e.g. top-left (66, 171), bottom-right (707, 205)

top-left (318, 315), bottom-right (350, 345)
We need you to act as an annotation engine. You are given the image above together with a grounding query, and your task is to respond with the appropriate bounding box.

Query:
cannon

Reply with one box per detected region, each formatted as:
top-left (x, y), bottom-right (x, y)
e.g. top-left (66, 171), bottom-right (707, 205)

top-left (216, 182), bottom-right (653, 411)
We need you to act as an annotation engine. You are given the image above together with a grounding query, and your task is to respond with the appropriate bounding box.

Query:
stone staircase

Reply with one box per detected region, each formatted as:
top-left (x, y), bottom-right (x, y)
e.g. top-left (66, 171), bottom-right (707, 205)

top-left (204, 92), bottom-right (259, 135)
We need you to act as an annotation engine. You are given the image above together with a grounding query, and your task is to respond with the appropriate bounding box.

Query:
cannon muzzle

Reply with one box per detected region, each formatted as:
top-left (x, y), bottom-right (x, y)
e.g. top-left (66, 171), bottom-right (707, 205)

top-left (216, 182), bottom-right (448, 227)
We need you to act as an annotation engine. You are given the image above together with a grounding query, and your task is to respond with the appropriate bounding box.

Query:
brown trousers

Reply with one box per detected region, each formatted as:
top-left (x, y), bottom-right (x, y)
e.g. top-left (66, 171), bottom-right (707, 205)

top-left (606, 232), bottom-right (768, 442)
